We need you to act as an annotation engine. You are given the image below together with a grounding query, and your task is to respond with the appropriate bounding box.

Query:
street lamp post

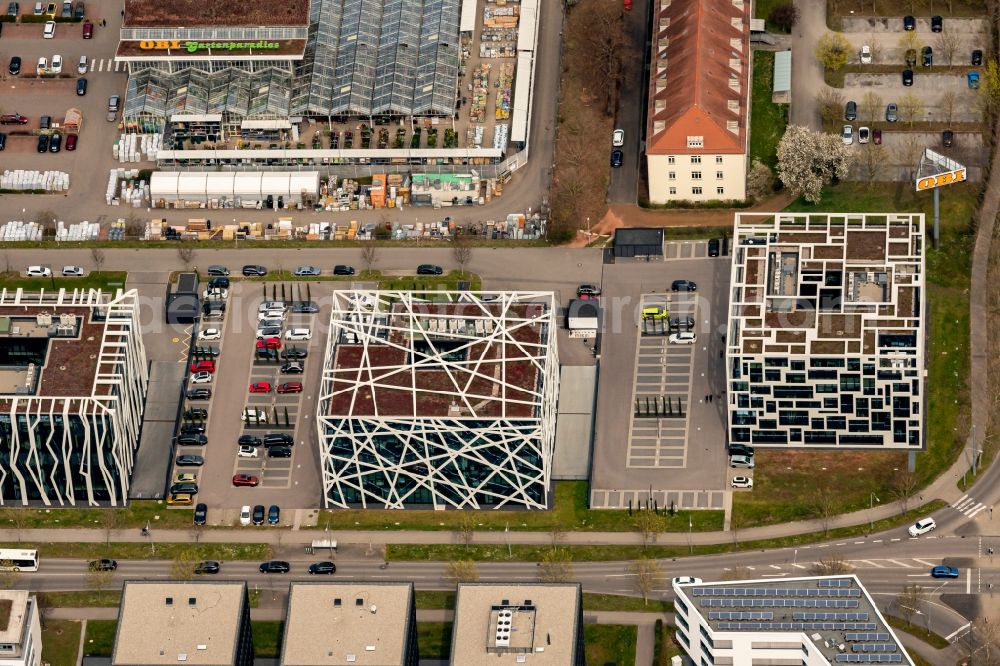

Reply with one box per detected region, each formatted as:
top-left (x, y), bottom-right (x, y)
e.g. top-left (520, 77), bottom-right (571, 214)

top-left (870, 493), bottom-right (880, 531)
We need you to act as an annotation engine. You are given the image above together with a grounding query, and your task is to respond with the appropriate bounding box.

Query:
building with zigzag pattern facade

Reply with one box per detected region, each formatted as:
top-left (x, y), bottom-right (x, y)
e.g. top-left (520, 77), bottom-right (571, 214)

top-left (316, 291), bottom-right (558, 509)
top-left (0, 289), bottom-right (148, 506)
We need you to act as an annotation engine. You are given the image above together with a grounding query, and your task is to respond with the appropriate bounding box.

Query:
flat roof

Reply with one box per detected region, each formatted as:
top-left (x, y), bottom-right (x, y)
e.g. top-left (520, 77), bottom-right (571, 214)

top-left (112, 582), bottom-right (248, 666)
top-left (123, 0), bottom-right (310, 27)
top-left (0, 306), bottom-right (100, 397)
top-left (614, 227), bottom-right (664, 247)
top-left (451, 584), bottom-right (581, 666)
top-left (327, 295), bottom-right (552, 418)
top-left (280, 583), bottom-right (414, 666)
top-left (0, 591), bottom-right (29, 645)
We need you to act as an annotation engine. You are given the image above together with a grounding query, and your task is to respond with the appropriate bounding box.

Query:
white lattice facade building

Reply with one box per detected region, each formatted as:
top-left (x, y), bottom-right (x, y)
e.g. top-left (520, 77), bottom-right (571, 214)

top-left (317, 291), bottom-right (559, 509)
top-left (0, 289), bottom-right (148, 506)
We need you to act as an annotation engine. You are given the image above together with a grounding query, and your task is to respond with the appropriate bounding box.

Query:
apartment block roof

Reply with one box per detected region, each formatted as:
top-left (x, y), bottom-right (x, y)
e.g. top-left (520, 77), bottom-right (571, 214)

top-left (0, 591), bottom-right (30, 646)
top-left (646, 0), bottom-right (750, 155)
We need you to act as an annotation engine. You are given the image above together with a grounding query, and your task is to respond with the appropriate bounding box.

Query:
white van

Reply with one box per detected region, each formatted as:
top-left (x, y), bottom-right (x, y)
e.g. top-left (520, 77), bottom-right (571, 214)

top-left (77, 55), bottom-right (88, 74)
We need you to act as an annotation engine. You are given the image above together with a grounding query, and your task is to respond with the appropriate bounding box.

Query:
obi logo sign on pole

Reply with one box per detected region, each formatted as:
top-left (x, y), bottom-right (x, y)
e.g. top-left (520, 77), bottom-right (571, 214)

top-left (915, 168), bottom-right (966, 191)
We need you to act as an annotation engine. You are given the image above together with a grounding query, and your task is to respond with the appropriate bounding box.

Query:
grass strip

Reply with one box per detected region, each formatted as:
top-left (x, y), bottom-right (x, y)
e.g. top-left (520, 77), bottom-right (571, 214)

top-left (884, 616), bottom-right (950, 649)
top-left (584, 625), bottom-right (637, 666)
top-left (387, 501), bottom-right (946, 562)
top-left (42, 620), bottom-right (83, 666)
top-left (251, 621), bottom-right (284, 658)
top-left (82, 620), bottom-right (117, 657)
top-left (0, 271), bottom-right (128, 292)
top-left (4, 542), bottom-right (271, 560)
top-left (417, 622), bottom-right (453, 660)
top-left (38, 591), bottom-right (121, 607)
top-left (582, 593), bottom-right (673, 613)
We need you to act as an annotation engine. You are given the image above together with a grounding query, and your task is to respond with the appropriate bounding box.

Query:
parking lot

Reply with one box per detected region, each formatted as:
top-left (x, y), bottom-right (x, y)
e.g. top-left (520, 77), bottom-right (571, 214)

top-left (589, 241), bottom-right (732, 510)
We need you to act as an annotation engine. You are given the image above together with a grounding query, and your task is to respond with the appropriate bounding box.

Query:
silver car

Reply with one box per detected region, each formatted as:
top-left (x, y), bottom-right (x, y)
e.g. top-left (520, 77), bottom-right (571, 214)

top-left (61, 265), bottom-right (84, 276)
top-left (729, 454), bottom-right (755, 469)
top-left (293, 265), bottom-right (321, 276)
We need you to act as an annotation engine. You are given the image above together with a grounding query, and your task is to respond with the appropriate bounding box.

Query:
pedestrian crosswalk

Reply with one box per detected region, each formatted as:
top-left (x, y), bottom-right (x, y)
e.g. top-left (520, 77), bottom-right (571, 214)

top-left (85, 58), bottom-right (125, 73)
top-left (952, 494), bottom-right (990, 518)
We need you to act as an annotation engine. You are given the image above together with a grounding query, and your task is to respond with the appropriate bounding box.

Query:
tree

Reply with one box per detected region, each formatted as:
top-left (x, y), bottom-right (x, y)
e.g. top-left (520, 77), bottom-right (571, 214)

top-left (859, 144), bottom-right (888, 188)
top-left (455, 513), bottom-right (476, 547)
top-left (775, 125), bottom-right (854, 204)
top-left (633, 510), bottom-right (663, 549)
top-left (815, 32), bottom-right (852, 72)
top-left (538, 548), bottom-right (574, 583)
top-left (894, 584), bottom-right (926, 625)
top-left (444, 560), bottom-right (479, 584)
top-left (811, 554), bottom-right (854, 576)
top-left (867, 36), bottom-right (882, 63)
top-left (100, 510), bottom-right (123, 545)
top-left (170, 550), bottom-right (196, 580)
top-left (939, 90), bottom-right (960, 124)
top-left (767, 3), bottom-right (799, 33)
top-left (628, 559), bottom-right (664, 605)
top-left (893, 134), bottom-right (924, 180)
top-left (811, 486), bottom-right (837, 536)
top-left (86, 569), bottom-right (114, 592)
top-left (123, 212), bottom-right (145, 239)
top-left (35, 209), bottom-right (58, 237)
top-left (582, 2), bottom-right (626, 115)
top-left (361, 244), bottom-right (378, 274)
top-left (90, 248), bottom-right (106, 272)
top-left (816, 89), bottom-right (845, 130)
top-left (177, 246), bottom-right (196, 269)
top-left (452, 237), bottom-right (473, 277)
top-left (897, 31), bottom-right (919, 55)
top-left (975, 59), bottom-right (1000, 124)
top-left (548, 519), bottom-right (566, 551)
top-left (0, 508), bottom-right (29, 543)
top-left (898, 92), bottom-right (925, 127)
top-left (861, 91), bottom-right (884, 124)
top-left (891, 470), bottom-right (920, 514)
top-left (746, 160), bottom-right (775, 200)
top-left (935, 30), bottom-right (961, 65)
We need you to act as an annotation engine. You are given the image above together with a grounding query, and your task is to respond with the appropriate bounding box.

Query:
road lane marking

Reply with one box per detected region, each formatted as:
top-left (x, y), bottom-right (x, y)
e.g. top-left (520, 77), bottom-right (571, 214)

top-left (769, 565), bottom-right (781, 570)
top-left (914, 559), bottom-right (935, 567)
top-left (946, 622), bottom-right (972, 642)
top-left (856, 560), bottom-right (884, 568)
top-left (791, 564), bottom-right (807, 569)
top-left (885, 559), bottom-right (913, 568)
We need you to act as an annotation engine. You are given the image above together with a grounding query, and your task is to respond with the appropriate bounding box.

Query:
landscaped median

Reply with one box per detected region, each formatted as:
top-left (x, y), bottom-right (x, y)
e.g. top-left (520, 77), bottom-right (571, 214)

top-left (0, 542), bottom-right (271, 560)
top-left (0, 271), bottom-right (127, 292)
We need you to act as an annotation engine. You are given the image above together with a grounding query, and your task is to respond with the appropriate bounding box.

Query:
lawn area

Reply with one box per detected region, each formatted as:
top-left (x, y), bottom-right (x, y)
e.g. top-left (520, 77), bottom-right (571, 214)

top-left (387, 500), bottom-right (945, 561)
top-left (733, 182), bottom-right (977, 526)
top-left (251, 621), bottom-right (284, 658)
top-left (0, 501), bottom-right (201, 529)
top-left (38, 590), bottom-right (122, 607)
top-left (752, 0), bottom-right (793, 32)
top-left (42, 620), bottom-right (82, 666)
top-left (417, 622), bottom-right (453, 660)
top-left (583, 593), bottom-right (672, 613)
top-left (318, 481), bottom-right (723, 533)
top-left (0, 271), bottom-right (127, 292)
top-left (82, 620), bottom-right (118, 657)
top-left (749, 51), bottom-right (788, 169)
top-left (1, 542), bottom-right (270, 560)
top-left (585, 625), bottom-right (637, 666)
top-left (653, 619), bottom-right (683, 665)
top-left (415, 590), bottom-right (456, 610)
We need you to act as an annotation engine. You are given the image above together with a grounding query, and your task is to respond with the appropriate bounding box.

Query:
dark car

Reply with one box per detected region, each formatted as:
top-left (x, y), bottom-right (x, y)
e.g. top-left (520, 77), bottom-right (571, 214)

top-left (671, 279), bottom-right (697, 292)
top-left (191, 345), bottom-right (220, 358)
top-left (207, 265), bottom-right (229, 276)
top-left (267, 504), bottom-right (280, 525)
top-left (49, 132), bottom-right (61, 153)
top-left (873, 128), bottom-right (882, 145)
top-left (902, 69), bottom-right (913, 86)
top-left (259, 560), bottom-right (290, 574)
top-left (277, 381), bottom-right (303, 394)
top-left (180, 424), bottom-right (206, 435)
top-left (576, 284), bottom-right (601, 297)
top-left (728, 443), bottom-right (755, 458)
top-left (176, 454), bottom-right (204, 467)
top-left (281, 347), bottom-right (308, 360)
top-left (610, 149), bottom-right (623, 168)
top-left (7, 2), bottom-right (18, 16)
top-left (973, 49), bottom-right (983, 66)
top-left (187, 387), bottom-right (212, 400)
top-left (208, 277), bottom-right (230, 289)
top-left (308, 561), bottom-right (337, 575)
top-left (194, 560), bottom-right (220, 575)
top-left (280, 362), bottom-right (304, 374)
top-left (238, 435), bottom-right (263, 447)
top-left (193, 502), bottom-right (207, 525)
top-left (931, 15), bottom-right (942, 32)
top-left (845, 100), bottom-right (857, 121)
top-left (0, 133), bottom-right (5, 151)
top-left (37, 134), bottom-right (49, 153)
top-left (669, 316), bottom-right (695, 331)
top-left (921, 46), bottom-right (933, 67)
top-left (263, 433), bottom-right (293, 446)
top-left (886, 103), bottom-right (898, 122)
top-left (268, 445), bottom-right (292, 458)
top-left (183, 408), bottom-right (208, 419)
top-left (73, 0), bottom-right (83, 18)
top-left (417, 264), bottom-right (443, 275)
top-left (40, 115), bottom-right (51, 130)
top-left (333, 264), bottom-right (355, 276)
top-left (252, 505), bottom-right (265, 525)
top-left (242, 264), bottom-right (267, 276)
top-left (8, 57), bottom-right (21, 76)
top-left (292, 301), bottom-right (319, 313)
top-left (169, 482), bottom-right (198, 495)
top-left (76, 77), bottom-right (87, 96)
top-left (177, 433), bottom-right (208, 446)
top-left (88, 559), bottom-right (117, 571)
top-left (707, 238), bottom-right (720, 257)
top-left (65, 133), bottom-right (76, 151)
top-left (943, 129), bottom-right (954, 147)
top-left (903, 15), bottom-right (915, 30)
top-left (931, 565), bottom-right (959, 578)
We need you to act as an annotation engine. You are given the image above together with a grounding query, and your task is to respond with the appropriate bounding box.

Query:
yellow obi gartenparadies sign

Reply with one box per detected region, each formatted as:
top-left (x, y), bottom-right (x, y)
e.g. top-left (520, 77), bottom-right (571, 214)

top-left (915, 167), bottom-right (966, 191)
top-left (138, 40), bottom-right (280, 53)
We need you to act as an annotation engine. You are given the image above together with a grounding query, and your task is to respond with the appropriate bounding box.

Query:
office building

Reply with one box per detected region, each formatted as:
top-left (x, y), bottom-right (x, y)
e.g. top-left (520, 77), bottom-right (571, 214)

top-left (0, 591), bottom-right (41, 666)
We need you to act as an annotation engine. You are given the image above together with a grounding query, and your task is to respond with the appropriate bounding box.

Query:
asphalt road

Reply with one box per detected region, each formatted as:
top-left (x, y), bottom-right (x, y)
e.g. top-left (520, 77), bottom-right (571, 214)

top-left (606, 0), bottom-right (650, 204)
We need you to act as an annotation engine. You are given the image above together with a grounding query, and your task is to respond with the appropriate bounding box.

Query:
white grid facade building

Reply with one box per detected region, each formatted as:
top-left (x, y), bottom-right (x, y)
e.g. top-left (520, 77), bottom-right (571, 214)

top-left (316, 291), bottom-right (559, 509)
top-left (0, 289), bottom-right (148, 506)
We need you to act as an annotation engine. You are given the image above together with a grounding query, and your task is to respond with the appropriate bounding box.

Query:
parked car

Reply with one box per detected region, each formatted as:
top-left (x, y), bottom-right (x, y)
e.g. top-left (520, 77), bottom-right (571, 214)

top-left (256, 337), bottom-right (281, 351)
top-left (333, 264), bottom-right (355, 276)
top-left (77, 55), bottom-right (87, 74)
top-left (203, 288), bottom-right (227, 301)
top-left (263, 433), bottom-right (293, 446)
top-left (190, 359), bottom-right (216, 373)
top-left (187, 387), bottom-right (211, 400)
top-left (612, 128), bottom-right (625, 147)
top-left (731, 476), bottom-right (753, 489)
top-left (671, 279), bottom-right (697, 292)
top-left (239, 435), bottom-right (262, 447)
top-left (195, 560), bottom-right (221, 575)
top-left (728, 443), bottom-right (755, 458)
top-left (169, 482), bottom-right (198, 495)
top-left (577, 284), bottom-right (601, 297)
top-left (193, 502), bottom-right (207, 525)
top-left (886, 103), bottom-right (898, 122)
top-left (610, 149), bottom-right (623, 168)
top-left (239, 505), bottom-right (252, 526)
top-left (179, 424), bottom-right (205, 435)
top-left (232, 474), bottom-right (259, 487)
top-left (106, 95), bottom-right (119, 121)
top-left (308, 561), bottom-right (337, 575)
top-left (285, 328), bottom-right (312, 341)
top-left (6, 1), bottom-right (18, 15)
top-left (81, 18), bottom-right (92, 38)
top-left (0, 113), bottom-right (28, 125)
top-left (36, 134), bottom-right (49, 153)
top-left (249, 382), bottom-right (272, 394)
top-left (903, 15), bottom-right (915, 30)
top-left (842, 125), bottom-right (853, 145)
top-left (267, 505), bottom-right (280, 525)
top-left (277, 381), bottom-right (303, 394)
top-left (858, 126), bottom-right (870, 144)
top-left (8, 57), bottom-right (20, 76)
top-left (88, 559), bottom-right (117, 571)
top-left (642, 306), bottom-right (667, 321)
top-left (0, 133), bottom-right (6, 152)
top-left (931, 15), bottom-right (942, 32)
top-left (707, 238), bottom-right (720, 257)
top-left (173, 473), bottom-right (198, 484)
top-left (59, 1), bottom-right (70, 18)
top-left (177, 433), bottom-right (208, 446)
top-left (242, 264), bottom-right (267, 276)
top-left (969, 71), bottom-right (981, 89)
top-left (176, 454), bottom-right (204, 467)
top-left (25, 266), bottom-right (52, 277)
top-left (259, 301), bottom-right (287, 313)
top-left (76, 78), bottom-right (88, 96)
top-left (208, 277), bottom-right (230, 289)
top-left (921, 46), bottom-right (933, 67)
top-left (931, 565), bottom-right (959, 578)
top-left (872, 128), bottom-right (882, 145)
top-left (417, 264), bottom-right (443, 275)
top-left (943, 129), bottom-right (954, 147)
top-left (267, 445), bottom-right (292, 458)
top-left (281, 347), bottom-right (308, 359)
top-left (32, 1), bottom-right (40, 13)
top-left (669, 332), bottom-right (696, 345)
top-left (199, 328), bottom-right (222, 341)
top-left (43, 20), bottom-right (55, 38)
top-left (237, 445), bottom-right (259, 458)
top-left (167, 493), bottom-right (194, 506)
top-left (207, 264), bottom-right (229, 276)
top-left (256, 326), bottom-right (282, 338)
top-left (293, 265), bottom-right (321, 276)
top-left (729, 454), bottom-right (755, 469)
top-left (259, 560), bottom-right (290, 573)
top-left (252, 505), bottom-right (265, 525)
top-left (183, 408), bottom-right (208, 419)
top-left (281, 362), bottom-right (304, 374)
top-left (669, 316), bottom-right (694, 331)
top-left (671, 576), bottom-right (703, 586)
top-left (292, 301), bottom-right (319, 313)
top-left (73, 0), bottom-right (83, 18)
top-left (49, 132), bottom-right (61, 153)
top-left (973, 49), bottom-right (983, 66)
top-left (859, 45), bottom-right (872, 64)
top-left (908, 517), bottom-right (937, 537)
top-left (845, 100), bottom-right (857, 121)
top-left (902, 69), bottom-right (913, 86)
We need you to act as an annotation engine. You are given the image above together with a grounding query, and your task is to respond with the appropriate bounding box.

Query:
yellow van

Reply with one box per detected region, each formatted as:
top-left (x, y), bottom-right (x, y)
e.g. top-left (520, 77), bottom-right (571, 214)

top-left (642, 306), bottom-right (668, 320)
top-left (166, 492), bottom-right (194, 506)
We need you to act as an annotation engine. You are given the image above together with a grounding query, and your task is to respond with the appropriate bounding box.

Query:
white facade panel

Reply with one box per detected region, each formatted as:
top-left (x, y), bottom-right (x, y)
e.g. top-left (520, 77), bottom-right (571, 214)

top-left (647, 153), bottom-right (747, 203)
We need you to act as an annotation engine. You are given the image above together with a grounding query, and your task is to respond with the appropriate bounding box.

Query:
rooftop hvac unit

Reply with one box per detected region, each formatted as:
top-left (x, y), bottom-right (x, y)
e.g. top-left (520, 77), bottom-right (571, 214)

top-left (25, 363), bottom-right (36, 389)
top-left (495, 610), bottom-right (512, 647)
top-left (59, 314), bottom-right (75, 326)
top-left (36, 313), bottom-right (52, 326)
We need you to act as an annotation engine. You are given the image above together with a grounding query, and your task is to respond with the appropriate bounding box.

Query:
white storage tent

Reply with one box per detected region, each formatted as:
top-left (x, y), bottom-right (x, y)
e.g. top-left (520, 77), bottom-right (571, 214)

top-left (150, 171), bottom-right (320, 204)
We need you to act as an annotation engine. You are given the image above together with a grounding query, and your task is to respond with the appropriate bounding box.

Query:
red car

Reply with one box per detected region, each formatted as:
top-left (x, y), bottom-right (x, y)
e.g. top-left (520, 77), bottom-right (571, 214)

top-left (190, 359), bottom-right (216, 373)
top-left (872, 128), bottom-right (882, 145)
top-left (276, 382), bottom-right (303, 394)
top-left (65, 133), bottom-right (77, 151)
top-left (623, 0), bottom-right (631, 9)
top-left (82, 20), bottom-right (93, 38)
top-left (0, 113), bottom-right (29, 125)
top-left (232, 474), bottom-right (259, 487)
top-left (249, 382), bottom-right (272, 393)
top-left (256, 337), bottom-right (281, 350)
